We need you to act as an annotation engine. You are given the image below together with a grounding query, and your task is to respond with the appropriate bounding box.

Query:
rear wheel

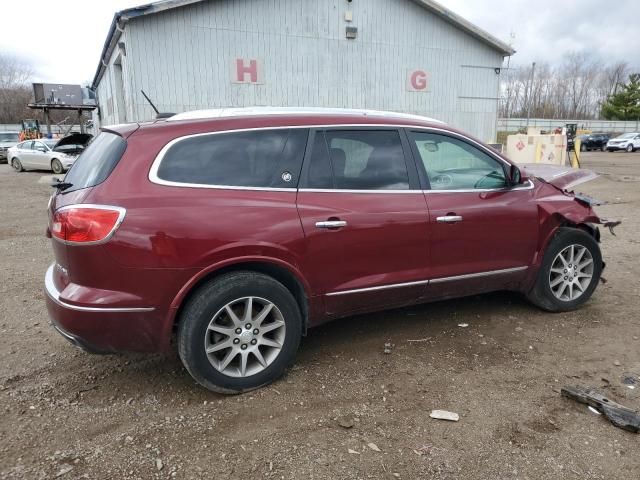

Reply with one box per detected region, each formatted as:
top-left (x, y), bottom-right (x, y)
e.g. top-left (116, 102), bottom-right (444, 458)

top-left (527, 227), bottom-right (602, 312)
top-left (177, 271), bottom-right (302, 393)
top-left (11, 158), bottom-right (23, 172)
top-left (51, 158), bottom-right (64, 174)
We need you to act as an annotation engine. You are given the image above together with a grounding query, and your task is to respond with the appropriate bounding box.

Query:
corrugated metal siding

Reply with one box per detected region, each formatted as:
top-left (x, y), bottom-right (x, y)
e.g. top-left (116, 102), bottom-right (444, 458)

top-left (95, 0), bottom-right (505, 141)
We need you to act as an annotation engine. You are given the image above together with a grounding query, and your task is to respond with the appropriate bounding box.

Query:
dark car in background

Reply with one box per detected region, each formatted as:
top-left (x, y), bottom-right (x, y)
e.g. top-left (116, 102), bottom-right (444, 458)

top-left (575, 133), bottom-right (609, 152)
top-left (45, 107), bottom-right (615, 393)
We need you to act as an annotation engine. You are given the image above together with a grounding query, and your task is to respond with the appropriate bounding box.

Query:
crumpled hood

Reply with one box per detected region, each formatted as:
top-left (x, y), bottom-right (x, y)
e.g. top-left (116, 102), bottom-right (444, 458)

top-left (521, 164), bottom-right (598, 190)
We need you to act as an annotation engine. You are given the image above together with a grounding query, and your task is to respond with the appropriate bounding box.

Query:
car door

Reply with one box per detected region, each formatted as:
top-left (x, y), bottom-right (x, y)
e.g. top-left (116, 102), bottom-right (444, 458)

top-left (406, 129), bottom-right (539, 300)
top-left (296, 128), bottom-right (431, 317)
top-left (18, 141), bottom-right (34, 167)
top-left (32, 141), bottom-right (50, 169)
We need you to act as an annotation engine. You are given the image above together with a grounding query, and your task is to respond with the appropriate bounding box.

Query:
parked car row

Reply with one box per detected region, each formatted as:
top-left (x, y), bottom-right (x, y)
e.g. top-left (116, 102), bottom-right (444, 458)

top-left (44, 107), bottom-right (617, 393)
top-left (7, 133), bottom-right (92, 173)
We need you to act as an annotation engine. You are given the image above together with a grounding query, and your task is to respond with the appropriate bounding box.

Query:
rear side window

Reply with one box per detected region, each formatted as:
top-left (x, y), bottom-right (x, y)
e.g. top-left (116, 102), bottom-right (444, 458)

top-left (155, 129), bottom-right (308, 188)
top-left (306, 130), bottom-right (410, 190)
top-left (64, 132), bottom-right (127, 193)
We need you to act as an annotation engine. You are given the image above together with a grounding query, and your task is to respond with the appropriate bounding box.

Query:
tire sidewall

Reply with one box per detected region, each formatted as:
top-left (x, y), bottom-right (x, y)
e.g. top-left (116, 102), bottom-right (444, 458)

top-left (12, 158), bottom-right (22, 171)
top-left (535, 228), bottom-right (602, 311)
top-left (178, 272), bottom-right (302, 393)
top-left (51, 159), bottom-right (63, 174)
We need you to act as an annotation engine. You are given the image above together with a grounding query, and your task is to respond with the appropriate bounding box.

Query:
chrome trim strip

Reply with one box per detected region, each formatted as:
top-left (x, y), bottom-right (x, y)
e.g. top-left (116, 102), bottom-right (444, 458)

top-left (148, 123), bottom-right (528, 193)
top-left (429, 266), bottom-right (528, 284)
top-left (325, 279), bottom-right (431, 296)
top-left (325, 266), bottom-right (528, 296)
top-left (422, 179), bottom-right (535, 194)
top-left (45, 264), bottom-right (155, 313)
top-left (52, 204), bottom-right (126, 246)
top-left (299, 188), bottom-right (421, 194)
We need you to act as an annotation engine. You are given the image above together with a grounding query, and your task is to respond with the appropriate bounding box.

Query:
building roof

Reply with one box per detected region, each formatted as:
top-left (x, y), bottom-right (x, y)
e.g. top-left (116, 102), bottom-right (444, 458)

top-left (92, 0), bottom-right (515, 89)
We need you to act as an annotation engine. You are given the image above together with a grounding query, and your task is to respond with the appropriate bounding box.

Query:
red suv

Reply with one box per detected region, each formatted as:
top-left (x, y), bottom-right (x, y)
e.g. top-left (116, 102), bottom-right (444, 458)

top-left (45, 108), bottom-right (616, 393)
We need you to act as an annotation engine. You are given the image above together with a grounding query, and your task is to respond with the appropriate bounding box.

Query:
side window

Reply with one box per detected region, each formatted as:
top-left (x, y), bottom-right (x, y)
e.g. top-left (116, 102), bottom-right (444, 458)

top-left (306, 132), bottom-right (333, 189)
top-left (410, 132), bottom-right (507, 190)
top-left (318, 130), bottom-right (409, 190)
top-left (21, 141), bottom-right (33, 150)
top-left (156, 128), bottom-right (308, 188)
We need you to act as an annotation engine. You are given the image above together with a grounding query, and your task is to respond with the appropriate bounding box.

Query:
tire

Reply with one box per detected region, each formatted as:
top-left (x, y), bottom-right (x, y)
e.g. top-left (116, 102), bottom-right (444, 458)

top-left (600, 145), bottom-right (605, 152)
top-left (527, 227), bottom-right (602, 312)
top-left (580, 144), bottom-right (586, 152)
top-left (51, 158), bottom-right (64, 174)
top-left (626, 144), bottom-right (634, 153)
top-left (177, 271), bottom-right (302, 394)
top-left (11, 158), bottom-right (23, 172)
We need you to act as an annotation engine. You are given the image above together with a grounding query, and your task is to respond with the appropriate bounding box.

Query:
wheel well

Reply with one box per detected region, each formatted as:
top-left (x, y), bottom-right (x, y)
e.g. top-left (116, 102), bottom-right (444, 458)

top-left (174, 261), bottom-right (309, 335)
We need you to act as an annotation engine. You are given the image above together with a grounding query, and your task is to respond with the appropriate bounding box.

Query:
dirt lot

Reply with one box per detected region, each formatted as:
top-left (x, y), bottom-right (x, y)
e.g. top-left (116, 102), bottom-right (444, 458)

top-left (1, 152), bottom-right (639, 480)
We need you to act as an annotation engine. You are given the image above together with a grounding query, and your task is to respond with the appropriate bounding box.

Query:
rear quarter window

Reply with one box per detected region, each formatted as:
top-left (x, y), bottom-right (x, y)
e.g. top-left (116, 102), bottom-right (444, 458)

top-left (154, 128), bottom-right (308, 188)
top-left (63, 132), bottom-right (127, 193)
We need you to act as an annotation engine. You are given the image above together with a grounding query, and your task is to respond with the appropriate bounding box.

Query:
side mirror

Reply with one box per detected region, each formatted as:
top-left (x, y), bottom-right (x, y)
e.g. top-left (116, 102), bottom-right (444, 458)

top-left (509, 164), bottom-right (523, 185)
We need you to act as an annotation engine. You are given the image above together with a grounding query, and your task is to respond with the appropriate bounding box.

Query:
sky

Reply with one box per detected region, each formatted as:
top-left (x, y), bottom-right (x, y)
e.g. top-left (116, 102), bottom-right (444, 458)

top-left (0, 0), bottom-right (638, 85)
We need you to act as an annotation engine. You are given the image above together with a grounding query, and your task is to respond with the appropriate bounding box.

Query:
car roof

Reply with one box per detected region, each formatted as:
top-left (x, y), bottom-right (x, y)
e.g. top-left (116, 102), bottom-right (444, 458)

top-left (109, 107), bottom-right (451, 139)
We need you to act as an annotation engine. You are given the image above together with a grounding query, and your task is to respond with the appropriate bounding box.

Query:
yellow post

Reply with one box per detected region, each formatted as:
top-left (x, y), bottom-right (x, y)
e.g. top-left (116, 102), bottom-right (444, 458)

top-left (571, 138), bottom-right (581, 168)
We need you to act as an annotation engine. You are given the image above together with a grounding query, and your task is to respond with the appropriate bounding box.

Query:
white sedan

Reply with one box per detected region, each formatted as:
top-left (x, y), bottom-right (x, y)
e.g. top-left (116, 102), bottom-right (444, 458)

top-left (7, 134), bottom-right (92, 174)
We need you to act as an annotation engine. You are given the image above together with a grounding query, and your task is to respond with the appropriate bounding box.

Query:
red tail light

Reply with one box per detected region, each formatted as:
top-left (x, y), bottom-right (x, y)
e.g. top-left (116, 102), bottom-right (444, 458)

top-left (51, 205), bottom-right (125, 244)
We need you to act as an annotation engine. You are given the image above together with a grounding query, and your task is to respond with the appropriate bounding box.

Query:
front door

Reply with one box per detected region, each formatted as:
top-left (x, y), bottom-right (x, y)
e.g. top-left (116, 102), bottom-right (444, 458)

top-left (406, 130), bottom-right (539, 299)
top-left (296, 128), bottom-right (431, 317)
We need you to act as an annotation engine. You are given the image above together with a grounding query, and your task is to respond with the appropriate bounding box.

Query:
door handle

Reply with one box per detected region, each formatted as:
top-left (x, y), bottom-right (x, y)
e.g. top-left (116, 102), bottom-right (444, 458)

top-left (436, 215), bottom-right (463, 223)
top-left (315, 220), bottom-right (347, 229)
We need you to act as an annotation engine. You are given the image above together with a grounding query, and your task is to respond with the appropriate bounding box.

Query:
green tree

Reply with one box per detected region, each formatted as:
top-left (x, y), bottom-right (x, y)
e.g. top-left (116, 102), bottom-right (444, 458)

top-left (601, 73), bottom-right (640, 120)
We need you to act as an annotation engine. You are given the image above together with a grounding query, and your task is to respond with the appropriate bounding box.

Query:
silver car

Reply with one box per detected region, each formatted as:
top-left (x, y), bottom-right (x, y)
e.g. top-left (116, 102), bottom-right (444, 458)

top-left (7, 134), bottom-right (92, 174)
top-left (0, 132), bottom-right (20, 163)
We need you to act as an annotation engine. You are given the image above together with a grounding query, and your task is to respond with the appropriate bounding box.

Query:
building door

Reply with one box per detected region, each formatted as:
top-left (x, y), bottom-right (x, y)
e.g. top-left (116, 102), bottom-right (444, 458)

top-left (113, 57), bottom-right (127, 123)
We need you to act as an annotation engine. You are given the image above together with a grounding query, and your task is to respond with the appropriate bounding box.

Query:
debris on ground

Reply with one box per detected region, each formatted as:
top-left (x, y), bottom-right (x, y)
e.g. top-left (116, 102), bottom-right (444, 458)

top-left (457, 323), bottom-right (469, 328)
top-left (561, 385), bottom-right (640, 433)
top-left (429, 410), bottom-right (460, 422)
top-left (337, 415), bottom-right (355, 429)
top-left (383, 343), bottom-right (393, 354)
top-left (407, 338), bottom-right (431, 343)
top-left (366, 442), bottom-right (381, 452)
top-left (622, 373), bottom-right (638, 389)
top-left (613, 360), bottom-right (622, 366)
top-left (347, 449), bottom-right (360, 455)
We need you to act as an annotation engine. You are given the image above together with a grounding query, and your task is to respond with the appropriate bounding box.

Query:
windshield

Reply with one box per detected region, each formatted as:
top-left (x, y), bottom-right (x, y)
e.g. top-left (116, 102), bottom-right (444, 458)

top-left (42, 139), bottom-right (57, 148)
top-left (0, 133), bottom-right (19, 142)
top-left (618, 133), bottom-right (636, 139)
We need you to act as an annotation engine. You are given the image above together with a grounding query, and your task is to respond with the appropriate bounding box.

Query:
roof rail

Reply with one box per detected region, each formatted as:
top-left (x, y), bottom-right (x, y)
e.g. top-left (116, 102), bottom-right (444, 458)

top-left (166, 107), bottom-right (445, 124)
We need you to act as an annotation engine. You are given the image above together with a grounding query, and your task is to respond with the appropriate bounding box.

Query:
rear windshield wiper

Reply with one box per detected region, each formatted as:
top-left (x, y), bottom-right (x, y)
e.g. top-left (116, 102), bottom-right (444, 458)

top-left (51, 178), bottom-right (73, 191)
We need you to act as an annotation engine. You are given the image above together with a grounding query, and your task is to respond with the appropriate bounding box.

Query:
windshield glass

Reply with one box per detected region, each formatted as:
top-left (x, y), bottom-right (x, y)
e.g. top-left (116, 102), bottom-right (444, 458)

top-left (0, 133), bottom-right (19, 142)
top-left (42, 139), bottom-right (57, 148)
top-left (618, 133), bottom-right (636, 139)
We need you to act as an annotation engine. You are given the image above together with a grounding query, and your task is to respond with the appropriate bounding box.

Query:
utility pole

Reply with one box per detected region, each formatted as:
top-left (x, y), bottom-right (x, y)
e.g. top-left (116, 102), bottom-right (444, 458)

top-left (525, 61), bottom-right (536, 128)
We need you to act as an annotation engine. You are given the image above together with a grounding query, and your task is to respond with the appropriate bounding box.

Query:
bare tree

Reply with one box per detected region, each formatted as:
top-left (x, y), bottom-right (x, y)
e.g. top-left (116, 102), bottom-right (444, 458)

top-left (0, 53), bottom-right (34, 123)
top-left (499, 53), bottom-right (633, 120)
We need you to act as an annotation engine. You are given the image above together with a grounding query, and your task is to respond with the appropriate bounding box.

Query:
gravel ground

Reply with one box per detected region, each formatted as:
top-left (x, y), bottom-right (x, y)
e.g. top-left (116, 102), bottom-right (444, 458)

top-left (0, 152), bottom-right (639, 480)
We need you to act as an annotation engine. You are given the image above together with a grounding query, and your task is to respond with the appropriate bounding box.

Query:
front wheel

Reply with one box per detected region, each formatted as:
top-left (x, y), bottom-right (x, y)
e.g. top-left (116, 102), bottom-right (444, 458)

top-left (626, 144), bottom-right (634, 152)
top-left (51, 158), bottom-right (64, 174)
top-left (580, 144), bottom-right (587, 152)
top-left (11, 158), bottom-right (23, 172)
top-left (527, 227), bottom-right (602, 312)
top-left (177, 271), bottom-right (302, 393)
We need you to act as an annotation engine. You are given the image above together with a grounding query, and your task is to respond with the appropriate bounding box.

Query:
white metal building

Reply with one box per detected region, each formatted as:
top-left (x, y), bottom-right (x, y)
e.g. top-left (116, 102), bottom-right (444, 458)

top-left (91, 0), bottom-right (513, 141)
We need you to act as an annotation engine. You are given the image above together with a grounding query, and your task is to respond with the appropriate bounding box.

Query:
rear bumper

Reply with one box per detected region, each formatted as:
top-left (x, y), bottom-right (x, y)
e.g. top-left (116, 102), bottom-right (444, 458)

top-left (44, 263), bottom-right (168, 353)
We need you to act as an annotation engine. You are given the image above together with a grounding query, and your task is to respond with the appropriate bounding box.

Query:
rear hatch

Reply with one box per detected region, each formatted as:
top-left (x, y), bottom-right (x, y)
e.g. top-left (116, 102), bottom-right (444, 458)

top-left (48, 126), bottom-right (135, 290)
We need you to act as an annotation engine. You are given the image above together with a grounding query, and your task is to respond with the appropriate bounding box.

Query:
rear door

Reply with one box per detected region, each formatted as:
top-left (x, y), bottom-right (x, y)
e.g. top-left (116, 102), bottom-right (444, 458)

top-left (19, 141), bottom-right (34, 167)
top-left (407, 129), bottom-right (539, 299)
top-left (296, 128), bottom-right (430, 317)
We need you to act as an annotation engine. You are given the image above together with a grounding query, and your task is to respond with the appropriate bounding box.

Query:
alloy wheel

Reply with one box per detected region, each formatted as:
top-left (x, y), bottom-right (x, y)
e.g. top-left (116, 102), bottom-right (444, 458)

top-left (548, 244), bottom-right (594, 301)
top-left (204, 296), bottom-right (286, 378)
